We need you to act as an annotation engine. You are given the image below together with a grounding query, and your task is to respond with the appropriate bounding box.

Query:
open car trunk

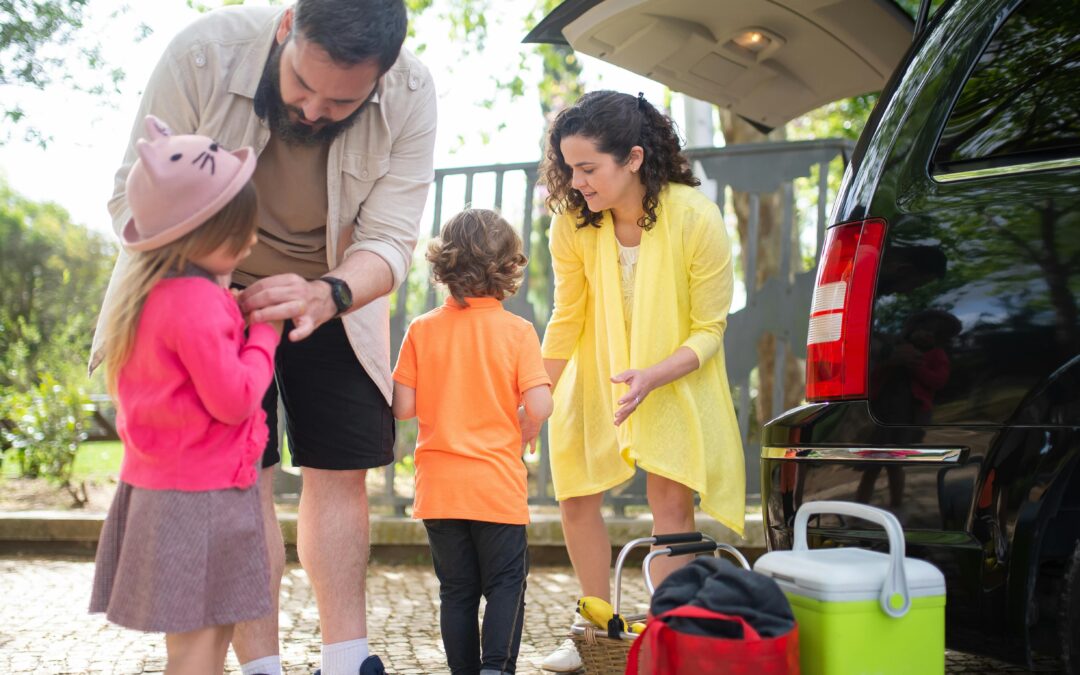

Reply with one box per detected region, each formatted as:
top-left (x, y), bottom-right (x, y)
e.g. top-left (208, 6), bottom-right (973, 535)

top-left (524, 0), bottom-right (914, 130)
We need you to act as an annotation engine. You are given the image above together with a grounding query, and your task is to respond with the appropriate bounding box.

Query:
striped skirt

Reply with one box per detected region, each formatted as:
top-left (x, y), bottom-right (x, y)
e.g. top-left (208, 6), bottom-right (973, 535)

top-left (89, 481), bottom-right (272, 633)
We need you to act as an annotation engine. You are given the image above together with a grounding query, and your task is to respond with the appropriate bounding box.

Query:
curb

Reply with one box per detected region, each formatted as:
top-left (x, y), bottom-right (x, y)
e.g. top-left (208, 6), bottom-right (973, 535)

top-left (0, 510), bottom-right (766, 564)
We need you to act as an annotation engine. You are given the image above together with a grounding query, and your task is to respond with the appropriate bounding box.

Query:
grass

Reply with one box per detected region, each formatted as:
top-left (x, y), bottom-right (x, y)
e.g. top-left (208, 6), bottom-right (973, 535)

top-left (71, 440), bottom-right (124, 478)
top-left (2, 440), bottom-right (124, 480)
top-left (2, 436), bottom-right (298, 482)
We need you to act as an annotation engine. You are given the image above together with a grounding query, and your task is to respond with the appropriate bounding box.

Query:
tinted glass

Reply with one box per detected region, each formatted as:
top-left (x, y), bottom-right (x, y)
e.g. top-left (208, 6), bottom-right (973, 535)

top-left (868, 0), bottom-right (1080, 426)
top-left (933, 0), bottom-right (1080, 172)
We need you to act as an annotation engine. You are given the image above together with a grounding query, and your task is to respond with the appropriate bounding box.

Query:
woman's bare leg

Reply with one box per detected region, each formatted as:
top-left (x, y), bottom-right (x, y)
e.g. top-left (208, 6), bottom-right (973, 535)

top-left (646, 472), bottom-right (696, 587)
top-left (559, 492), bottom-right (611, 600)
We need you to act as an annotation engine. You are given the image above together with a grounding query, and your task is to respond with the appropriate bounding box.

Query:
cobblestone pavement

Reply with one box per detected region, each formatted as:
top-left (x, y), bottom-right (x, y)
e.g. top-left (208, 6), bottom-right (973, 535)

top-left (0, 557), bottom-right (1052, 674)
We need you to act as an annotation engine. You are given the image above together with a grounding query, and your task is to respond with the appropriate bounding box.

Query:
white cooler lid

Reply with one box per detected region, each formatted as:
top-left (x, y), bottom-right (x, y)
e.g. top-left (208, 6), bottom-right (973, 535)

top-left (754, 547), bottom-right (945, 603)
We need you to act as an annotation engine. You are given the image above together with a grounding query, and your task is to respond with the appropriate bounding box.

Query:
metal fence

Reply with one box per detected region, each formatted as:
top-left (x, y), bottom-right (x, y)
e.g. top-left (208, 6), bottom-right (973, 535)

top-left (275, 139), bottom-right (854, 514)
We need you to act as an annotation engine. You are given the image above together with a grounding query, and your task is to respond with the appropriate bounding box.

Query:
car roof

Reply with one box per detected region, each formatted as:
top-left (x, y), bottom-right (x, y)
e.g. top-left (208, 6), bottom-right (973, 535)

top-left (524, 0), bottom-right (915, 131)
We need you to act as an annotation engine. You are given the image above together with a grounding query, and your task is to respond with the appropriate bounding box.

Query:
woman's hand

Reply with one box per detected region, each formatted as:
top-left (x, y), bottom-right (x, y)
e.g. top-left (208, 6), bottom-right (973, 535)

top-left (611, 368), bottom-right (656, 426)
top-left (610, 348), bottom-right (702, 426)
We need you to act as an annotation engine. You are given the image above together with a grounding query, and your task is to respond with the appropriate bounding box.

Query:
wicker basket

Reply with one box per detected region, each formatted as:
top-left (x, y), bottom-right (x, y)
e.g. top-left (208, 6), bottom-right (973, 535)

top-left (566, 533), bottom-right (745, 674)
top-left (570, 622), bottom-right (639, 675)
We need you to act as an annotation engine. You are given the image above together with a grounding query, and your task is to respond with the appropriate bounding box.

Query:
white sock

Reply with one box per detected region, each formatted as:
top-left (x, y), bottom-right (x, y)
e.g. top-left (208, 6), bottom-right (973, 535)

top-left (321, 638), bottom-right (369, 675)
top-left (240, 655), bottom-right (283, 675)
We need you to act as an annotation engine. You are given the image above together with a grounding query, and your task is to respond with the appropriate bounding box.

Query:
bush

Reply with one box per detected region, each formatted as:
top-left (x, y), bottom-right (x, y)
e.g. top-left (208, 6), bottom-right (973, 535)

top-left (0, 374), bottom-right (93, 503)
top-left (0, 179), bottom-right (114, 503)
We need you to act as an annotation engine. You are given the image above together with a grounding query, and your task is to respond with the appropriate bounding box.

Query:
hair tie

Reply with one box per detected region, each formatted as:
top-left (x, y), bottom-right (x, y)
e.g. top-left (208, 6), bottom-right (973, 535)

top-left (636, 92), bottom-right (646, 110)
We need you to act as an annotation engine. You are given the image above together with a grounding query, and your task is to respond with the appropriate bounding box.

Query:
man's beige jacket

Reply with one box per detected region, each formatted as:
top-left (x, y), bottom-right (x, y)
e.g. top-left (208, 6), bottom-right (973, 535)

top-left (90, 5), bottom-right (437, 404)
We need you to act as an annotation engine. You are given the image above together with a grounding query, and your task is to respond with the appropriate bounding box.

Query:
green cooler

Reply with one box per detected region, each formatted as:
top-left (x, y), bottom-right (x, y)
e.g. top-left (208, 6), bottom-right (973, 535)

top-left (754, 501), bottom-right (945, 675)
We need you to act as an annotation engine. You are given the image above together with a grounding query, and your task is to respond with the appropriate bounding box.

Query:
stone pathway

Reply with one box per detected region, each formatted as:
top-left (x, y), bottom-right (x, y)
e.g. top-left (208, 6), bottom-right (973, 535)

top-left (0, 557), bottom-right (1048, 674)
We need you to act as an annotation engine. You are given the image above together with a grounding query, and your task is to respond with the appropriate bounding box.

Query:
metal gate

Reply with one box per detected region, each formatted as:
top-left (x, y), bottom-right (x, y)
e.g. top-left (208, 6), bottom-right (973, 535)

top-left (275, 139), bottom-right (853, 513)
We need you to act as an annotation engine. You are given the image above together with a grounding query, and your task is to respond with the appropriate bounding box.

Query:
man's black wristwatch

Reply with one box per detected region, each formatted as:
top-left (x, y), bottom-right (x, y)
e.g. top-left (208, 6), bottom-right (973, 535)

top-left (318, 276), bottom-right (353, 317)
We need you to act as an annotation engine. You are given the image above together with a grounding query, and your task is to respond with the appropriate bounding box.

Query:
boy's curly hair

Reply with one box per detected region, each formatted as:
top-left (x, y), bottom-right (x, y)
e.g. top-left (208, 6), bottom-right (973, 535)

top-left (426, 208), bottom-right (528, 307)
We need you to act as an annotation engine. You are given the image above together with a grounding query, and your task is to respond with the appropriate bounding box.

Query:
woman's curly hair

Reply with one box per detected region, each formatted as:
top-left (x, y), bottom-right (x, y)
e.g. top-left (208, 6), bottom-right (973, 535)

top-left (427, 208), bottom-right (528, 307)
top-left (541, 90), bottom-right (699, 230)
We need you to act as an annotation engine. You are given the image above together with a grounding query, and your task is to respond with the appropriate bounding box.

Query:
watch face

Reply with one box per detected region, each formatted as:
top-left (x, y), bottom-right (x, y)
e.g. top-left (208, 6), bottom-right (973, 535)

top-left (322, 277), bottom-right (352, 314)
top-left (337, 281), bottom-right (353, 309)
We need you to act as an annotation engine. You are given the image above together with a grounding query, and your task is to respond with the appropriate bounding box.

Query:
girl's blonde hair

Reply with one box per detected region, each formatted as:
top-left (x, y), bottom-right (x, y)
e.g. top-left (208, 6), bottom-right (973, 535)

top-left (426, 208), bottom-right (527, 307)
top-left (102, 181), bottom-right (258, 393)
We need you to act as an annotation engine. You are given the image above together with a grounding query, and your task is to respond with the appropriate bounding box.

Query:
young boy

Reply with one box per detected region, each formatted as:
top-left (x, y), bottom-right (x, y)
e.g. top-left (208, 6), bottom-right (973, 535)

top-left (392, 208), bottom-right (553, 675)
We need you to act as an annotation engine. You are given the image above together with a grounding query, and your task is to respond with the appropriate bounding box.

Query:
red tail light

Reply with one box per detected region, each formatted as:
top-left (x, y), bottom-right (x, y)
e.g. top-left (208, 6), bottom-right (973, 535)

top-left (806, 218), bottom-right (887, 401)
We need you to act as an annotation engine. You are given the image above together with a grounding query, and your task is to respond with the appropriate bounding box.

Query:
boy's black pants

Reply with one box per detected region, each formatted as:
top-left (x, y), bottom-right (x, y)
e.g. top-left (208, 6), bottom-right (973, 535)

top-left (423, 519), bottom-right (529, 675)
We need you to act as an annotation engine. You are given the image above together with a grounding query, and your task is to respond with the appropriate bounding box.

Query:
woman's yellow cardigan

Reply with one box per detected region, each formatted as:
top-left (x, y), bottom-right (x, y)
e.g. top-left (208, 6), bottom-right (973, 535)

top-left (541, 183), bottom-right (745, 535)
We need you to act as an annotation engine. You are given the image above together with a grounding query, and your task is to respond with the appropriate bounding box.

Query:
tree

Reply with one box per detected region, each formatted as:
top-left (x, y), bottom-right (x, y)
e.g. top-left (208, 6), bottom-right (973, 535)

top-left (0, 0), bottom-right (140, 147)
top-left (0, 178), bottom-right (116, 500)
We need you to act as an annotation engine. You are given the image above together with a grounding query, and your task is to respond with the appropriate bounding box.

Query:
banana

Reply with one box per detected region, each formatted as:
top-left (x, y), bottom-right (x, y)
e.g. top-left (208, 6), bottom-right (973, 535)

top-left (630, 621), bottom-right (646, 634)
top-left (577, 596), bottom-right (627, 632)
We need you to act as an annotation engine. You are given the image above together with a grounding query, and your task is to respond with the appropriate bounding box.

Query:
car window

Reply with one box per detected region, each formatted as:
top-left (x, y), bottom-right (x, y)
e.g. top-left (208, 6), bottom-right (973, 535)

top-left (932, 0), bottom-right (1080, 176)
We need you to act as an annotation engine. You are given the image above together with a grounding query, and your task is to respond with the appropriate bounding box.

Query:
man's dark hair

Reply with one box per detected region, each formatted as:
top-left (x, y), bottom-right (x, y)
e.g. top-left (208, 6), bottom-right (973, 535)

top-left (294, 0), bottom-right (407, 73)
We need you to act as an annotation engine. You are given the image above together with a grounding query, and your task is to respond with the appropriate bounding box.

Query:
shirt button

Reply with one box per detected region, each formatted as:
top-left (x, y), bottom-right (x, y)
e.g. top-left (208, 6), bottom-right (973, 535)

top-left (362, 169), bottom-right (370, 178)
top-left (194, 53), bottom-right (206, 67)
top-left (408, 77), bottom-right (418, 90)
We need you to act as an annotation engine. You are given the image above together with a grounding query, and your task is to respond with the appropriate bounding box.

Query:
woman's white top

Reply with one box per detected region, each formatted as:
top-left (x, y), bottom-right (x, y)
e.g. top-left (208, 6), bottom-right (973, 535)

top-left (617, 240), bottom-right (639, 331)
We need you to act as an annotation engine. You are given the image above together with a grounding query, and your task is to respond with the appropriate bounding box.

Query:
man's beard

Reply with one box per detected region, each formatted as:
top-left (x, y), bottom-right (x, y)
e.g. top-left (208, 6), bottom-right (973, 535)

top-left (254, 42), bottom-right (367, 146)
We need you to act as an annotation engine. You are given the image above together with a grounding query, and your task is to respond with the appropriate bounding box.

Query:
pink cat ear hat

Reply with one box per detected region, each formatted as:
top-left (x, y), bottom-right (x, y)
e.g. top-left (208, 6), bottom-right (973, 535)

top-left (121, 115), bottom-right (257, 252)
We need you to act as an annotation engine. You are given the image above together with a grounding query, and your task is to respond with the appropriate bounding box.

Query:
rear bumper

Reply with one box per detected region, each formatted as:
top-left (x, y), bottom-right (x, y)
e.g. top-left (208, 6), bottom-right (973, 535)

top-left (760, 400), bottom-right (1027, 660)
top-left (760, 399), bottom-right (990, 547)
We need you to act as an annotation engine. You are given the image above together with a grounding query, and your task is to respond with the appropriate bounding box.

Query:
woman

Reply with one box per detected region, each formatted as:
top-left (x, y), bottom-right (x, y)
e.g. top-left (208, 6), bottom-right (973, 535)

top-left (536, 91), bottom-right (745, 672)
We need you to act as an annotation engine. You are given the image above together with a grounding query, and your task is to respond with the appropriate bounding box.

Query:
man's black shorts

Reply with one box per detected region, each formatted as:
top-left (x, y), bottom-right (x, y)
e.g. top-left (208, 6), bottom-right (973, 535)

top-left (260, 318), bottom-right (395, 471)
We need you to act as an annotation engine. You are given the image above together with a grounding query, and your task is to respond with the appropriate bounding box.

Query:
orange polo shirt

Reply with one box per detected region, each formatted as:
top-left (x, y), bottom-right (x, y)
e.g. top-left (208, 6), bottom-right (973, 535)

top-left (393, 297), bottom-right (551, 524)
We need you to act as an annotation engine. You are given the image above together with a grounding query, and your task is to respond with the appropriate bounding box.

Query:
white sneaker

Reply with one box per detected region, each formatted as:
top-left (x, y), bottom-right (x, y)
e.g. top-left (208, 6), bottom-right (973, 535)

top-left (540, 638), bottom-right (583, 672)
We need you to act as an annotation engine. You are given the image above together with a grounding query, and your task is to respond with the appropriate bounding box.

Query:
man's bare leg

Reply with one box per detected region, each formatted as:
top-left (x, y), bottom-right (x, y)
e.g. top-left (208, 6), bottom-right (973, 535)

top-left (232, 467), bottom-right (285, 670)
top-left (298, 468), bottom-right (370, 648)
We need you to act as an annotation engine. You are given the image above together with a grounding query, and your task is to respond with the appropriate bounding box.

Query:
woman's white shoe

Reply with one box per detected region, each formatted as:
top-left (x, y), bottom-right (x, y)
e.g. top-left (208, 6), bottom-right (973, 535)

top-left (540, 638), bottom-right (583, 672)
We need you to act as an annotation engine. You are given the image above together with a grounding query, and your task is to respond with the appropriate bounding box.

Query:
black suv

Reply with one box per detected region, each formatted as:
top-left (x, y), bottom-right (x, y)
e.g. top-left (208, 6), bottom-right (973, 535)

top-left (527, 0), bottom-right (1080, 668)
top-left (759, 0), bottom-right (1080, 669)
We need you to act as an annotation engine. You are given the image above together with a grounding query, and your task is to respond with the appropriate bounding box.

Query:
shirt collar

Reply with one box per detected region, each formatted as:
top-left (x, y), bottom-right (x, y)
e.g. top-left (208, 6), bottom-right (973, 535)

top-left (443, 296), bottom-right (502, 310)
top-left (228, 9), bottom-right (381, 105)
top-left (228, 9), bottom-right (283, 100)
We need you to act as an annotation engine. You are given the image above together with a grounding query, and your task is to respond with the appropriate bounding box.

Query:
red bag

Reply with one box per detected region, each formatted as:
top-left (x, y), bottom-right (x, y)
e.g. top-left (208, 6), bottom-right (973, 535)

top-left (625, 605), bottom-right (800, 675)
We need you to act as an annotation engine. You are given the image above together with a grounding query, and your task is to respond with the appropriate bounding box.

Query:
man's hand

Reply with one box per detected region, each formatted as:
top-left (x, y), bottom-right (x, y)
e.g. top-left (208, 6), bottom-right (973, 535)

top-left (239, 273), bottom-right (336, 342)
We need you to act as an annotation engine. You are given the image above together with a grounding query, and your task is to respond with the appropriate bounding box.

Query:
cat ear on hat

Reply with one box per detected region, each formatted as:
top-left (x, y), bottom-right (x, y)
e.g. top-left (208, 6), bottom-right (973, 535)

top-left (133, 138), bottom-right (165, 183)
top-left (143, 114), bottom-right (173, 140)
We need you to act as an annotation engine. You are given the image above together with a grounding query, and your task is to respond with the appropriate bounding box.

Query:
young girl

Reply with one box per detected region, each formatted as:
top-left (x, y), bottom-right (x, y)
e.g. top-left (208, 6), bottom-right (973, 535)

top-left (89, 115), bottom-right (281, 675)
top-left (391, 209), bottom-right (553, 675)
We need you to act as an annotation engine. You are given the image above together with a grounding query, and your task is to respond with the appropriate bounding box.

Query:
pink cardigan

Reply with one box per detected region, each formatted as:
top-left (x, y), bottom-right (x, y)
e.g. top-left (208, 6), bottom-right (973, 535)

top-left (116, 277), bottom-right (280, 491)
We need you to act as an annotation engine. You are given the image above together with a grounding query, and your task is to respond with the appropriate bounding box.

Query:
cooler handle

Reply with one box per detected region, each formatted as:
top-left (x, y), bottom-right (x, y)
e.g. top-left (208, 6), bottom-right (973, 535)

top-left (793, 500), bottom-right (911, 618)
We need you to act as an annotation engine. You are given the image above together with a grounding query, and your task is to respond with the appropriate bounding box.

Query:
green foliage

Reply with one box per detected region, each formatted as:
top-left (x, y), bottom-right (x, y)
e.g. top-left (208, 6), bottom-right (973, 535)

top-left (442, 0), bottom-right (489, 50)
top-left (0, 0), bottom-right (138, 146)
top-left (0, 0), bottom-right (90, 88)
top-left (0, 179), bottom-right (116, 489)
top-left (188, 0), bottom-right (279, 13)
top-left (0, 373), bottom-right (91, 483)
top-left (0, 179), bottom-right (116, 389)
top-left (789, 94), bottom-right (878, 142)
